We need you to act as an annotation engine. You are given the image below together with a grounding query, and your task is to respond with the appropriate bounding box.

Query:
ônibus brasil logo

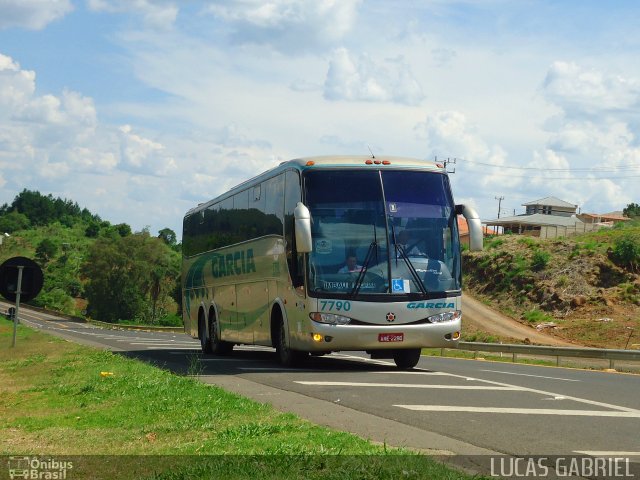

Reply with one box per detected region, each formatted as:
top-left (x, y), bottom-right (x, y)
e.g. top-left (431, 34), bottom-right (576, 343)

top-left (7, 457), bottom-right (73, 479)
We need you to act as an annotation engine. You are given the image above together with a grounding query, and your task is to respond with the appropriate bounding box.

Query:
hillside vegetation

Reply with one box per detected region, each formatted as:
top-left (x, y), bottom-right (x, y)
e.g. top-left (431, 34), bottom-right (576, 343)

top-left (463, 220), bottom-right (640, 348)
top-left (0, 190), bottom-right (181, 325)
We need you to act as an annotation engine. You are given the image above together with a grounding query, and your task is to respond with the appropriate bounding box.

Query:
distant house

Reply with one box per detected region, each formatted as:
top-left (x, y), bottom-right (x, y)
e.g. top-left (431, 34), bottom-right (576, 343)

top-left (578, 211), bottom-right (630, 225)
top-left (523, 196), bottom-right (578, 217)
top-left (485, 196), bottom-right (588, 238)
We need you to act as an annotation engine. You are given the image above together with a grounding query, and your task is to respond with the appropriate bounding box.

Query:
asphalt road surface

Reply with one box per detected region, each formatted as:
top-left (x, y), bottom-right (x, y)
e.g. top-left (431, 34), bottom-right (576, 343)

top-left (4, 302), bottom-right (640, 475)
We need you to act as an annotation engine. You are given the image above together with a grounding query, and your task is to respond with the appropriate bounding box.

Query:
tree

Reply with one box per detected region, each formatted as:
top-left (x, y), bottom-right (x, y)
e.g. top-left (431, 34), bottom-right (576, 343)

top-left (82, 232), bottom-right (180, 323)
top-left (2, 189), bottom-right (101, 227)
top-left (114, 223), bottom-right (132, 237)
top-left (0, 211), bottom-right (30, 233)
top-left (36, 238), bottom-right (59, 265)
top-left (623, 203), bottom-right (640, 218)
top-left (158, 228), bottom-right (177, 246)
top-left (85, 222), bottom-right (100, 238)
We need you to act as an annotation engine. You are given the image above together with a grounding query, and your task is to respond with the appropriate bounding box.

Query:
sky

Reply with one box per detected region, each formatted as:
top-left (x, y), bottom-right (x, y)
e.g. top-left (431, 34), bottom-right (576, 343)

top-left (1, 0), bottom-right (639, 239)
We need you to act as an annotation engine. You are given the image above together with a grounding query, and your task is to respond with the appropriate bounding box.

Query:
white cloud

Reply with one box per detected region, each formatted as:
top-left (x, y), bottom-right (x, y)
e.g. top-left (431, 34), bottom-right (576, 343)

top-left (0, 54), bottom-right (36, 107)
top-left (415, 110), bottom-right (518, 196)
top-left (0, 52), bottom-right (183, 187)
top-left (205, 0), bottom-right (361, 53)
top-left (87, 0), bottom-right (178, 29)
top-left (538, 62), bottom-right (640, 212)
top-left (324, 48), bottom-right (424, 105)
top-left (416, 110), bottom-right (489, 160)
top-left (118, 124), bottom-right (177, 176)
top-left (0, 0), bottom-right (73, 30)
top-left (542, 61), bottom-right (640, 119)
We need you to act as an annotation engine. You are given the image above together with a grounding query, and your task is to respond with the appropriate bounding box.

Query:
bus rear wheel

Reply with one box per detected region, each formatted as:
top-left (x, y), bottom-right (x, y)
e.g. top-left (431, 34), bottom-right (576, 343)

top-left (199, 312), bottom-right (212, 354)
top-left (276, 318), bottom-right (307, 367)
top-left (393, 348), bottom-right (421, 370)
top-left (208, 315), bottom-right (233, 355)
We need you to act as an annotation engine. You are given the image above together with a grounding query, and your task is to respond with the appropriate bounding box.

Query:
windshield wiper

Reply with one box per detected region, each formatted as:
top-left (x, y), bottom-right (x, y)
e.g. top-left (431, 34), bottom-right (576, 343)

top-left (350, 240), bottom-right (377, 297)
top-left (389, 219), bottom-right (428, 295)
top-left (395, 243), bottom-right (428, 295)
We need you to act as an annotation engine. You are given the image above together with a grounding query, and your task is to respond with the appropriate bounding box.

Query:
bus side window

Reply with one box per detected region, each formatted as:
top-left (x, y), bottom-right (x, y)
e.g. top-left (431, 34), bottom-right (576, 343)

top-left (284, 170), bottom-right (304, 288)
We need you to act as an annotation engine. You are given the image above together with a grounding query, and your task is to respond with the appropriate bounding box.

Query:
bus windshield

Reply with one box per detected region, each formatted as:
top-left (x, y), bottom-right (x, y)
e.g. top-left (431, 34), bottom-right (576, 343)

top-left (304, 169), bottom-right (460, 298)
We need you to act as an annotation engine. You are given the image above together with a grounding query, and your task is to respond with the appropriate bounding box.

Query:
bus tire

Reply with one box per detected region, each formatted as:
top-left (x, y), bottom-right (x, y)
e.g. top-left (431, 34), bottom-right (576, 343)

top-left (275, 316), bottom-right (306, 367)
top-left (208, 309), bottom-right (233, 355)
top-left (199, 310), bottom-right (212, 354)
top-left (393, 348), bottom-right (421, 370)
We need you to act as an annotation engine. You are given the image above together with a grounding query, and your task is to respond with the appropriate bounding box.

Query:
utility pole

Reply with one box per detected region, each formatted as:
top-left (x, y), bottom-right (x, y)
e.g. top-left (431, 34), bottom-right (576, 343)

top-left (495, 196), bottom-right (504, 219)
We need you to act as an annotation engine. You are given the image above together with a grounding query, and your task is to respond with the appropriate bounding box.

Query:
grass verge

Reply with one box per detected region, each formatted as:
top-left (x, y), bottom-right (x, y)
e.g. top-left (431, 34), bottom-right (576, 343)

top-left (0, 318), bottom-right (479, 479)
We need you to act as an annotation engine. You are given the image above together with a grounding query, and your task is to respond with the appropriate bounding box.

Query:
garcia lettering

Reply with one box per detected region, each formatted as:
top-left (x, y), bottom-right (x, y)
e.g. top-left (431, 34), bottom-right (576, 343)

top-left (211, 249), bottom-right (256, 278)
top-left (407, 302), bottom-right (456, 309)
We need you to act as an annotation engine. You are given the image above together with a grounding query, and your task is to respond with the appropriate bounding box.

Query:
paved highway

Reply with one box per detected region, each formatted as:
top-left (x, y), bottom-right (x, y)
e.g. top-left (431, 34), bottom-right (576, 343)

top-left (4, 302), bottom-right (640, 473)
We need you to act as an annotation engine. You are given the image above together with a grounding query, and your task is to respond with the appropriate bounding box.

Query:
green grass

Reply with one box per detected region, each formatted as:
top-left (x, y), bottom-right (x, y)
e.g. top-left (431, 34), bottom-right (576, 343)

top-left (0, 318), bottom-right (479, 480)
top-left (522, 309), bottom-right (555, 324)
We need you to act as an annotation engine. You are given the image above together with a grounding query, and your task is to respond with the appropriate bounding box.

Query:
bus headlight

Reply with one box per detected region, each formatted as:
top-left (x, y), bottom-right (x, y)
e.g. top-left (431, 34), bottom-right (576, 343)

top-left (427, 310), bottom-right (461, 324)
top-left (310, 312), bottom-right (351, 325)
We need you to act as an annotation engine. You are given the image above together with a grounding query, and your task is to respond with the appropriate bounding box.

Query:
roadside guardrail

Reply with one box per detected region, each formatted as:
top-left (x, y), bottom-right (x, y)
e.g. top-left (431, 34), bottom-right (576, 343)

top-left (454, 341), bottom-right (640, 370)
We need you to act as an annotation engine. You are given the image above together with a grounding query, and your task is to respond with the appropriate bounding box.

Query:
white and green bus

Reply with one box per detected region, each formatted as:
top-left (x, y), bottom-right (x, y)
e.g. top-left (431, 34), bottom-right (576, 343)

top-left (182, 156), bottom-right (483, 369)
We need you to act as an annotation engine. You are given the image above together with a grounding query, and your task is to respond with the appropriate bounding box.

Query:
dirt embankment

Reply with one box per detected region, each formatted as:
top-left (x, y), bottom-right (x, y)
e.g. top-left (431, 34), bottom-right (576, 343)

top-left (461, 294), bottom-right (574, 346)
top-left (461, 228), bottom-right (640, 349)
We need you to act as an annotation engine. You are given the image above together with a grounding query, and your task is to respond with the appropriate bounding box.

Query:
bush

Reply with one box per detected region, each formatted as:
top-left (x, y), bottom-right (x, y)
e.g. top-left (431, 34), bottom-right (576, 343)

top-left (611, 235), bottom-right (640, 272)
top-left (32, 287), bottom-right (75, 314)
top-left (530, 250), bottom-right (551, 271)
top-left (486, 238), bottom-right (504, 249)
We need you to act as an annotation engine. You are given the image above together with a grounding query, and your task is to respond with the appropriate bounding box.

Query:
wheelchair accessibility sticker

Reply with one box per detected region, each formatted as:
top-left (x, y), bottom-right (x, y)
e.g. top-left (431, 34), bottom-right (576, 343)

top-left (392, 278), bottom-right (410, 293)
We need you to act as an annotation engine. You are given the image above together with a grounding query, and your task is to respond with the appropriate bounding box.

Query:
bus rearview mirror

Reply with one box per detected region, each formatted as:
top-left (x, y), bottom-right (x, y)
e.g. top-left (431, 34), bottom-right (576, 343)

top-left (294, 202), bottom-right (313, 253)
top-left (456, 204), bottom-right (483, 251)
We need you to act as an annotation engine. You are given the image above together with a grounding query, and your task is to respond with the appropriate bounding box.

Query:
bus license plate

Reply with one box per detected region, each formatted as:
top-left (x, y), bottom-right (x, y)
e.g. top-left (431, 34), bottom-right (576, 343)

top-left (378, 333), bottom-right (404, 343)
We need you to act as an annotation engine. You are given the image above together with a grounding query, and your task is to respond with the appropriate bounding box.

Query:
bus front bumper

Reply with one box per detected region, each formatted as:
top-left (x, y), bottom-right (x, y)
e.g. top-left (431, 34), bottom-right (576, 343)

top-left (300, 318), bottom-right (462, 352)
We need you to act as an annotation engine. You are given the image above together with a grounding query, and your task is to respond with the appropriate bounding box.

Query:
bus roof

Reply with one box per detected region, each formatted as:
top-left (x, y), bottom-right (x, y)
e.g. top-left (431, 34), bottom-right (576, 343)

top-left (185, 155), bottom-right (445, 217)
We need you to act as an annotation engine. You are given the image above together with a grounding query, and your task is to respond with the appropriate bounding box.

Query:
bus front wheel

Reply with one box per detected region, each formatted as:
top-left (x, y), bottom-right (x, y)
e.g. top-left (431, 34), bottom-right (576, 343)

top-left (393, 348), bottom-right (421, 370)
top-left (276, 318), bottom-right (307, 367)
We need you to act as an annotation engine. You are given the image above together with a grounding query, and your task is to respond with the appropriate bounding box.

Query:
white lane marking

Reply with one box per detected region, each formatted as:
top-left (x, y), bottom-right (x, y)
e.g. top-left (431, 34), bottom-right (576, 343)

top-left (199, 358), bottom-right (248, 362)
top-left (480, 369), bottom-right (580, 382)
top-left (131, 343), bottom-right (197, 346)
top-left (394, 406), bottom-right (640, 417)
top-left (295, 381), bottom-right (523, 390)
top-left (410, 368), bottom-right (640, 413)
top-left (318, 354), bottom-right (640, 414)
top-left (328, 353), bottom-right (396, 366)
top-left (239, 367), bottom-right (302, 371)
top-left (371, 371), bottom-right (452, 376)
top-left (574, 451), bottom-right (640, 457)
top-left (144, 346), bottom-right (200, 350)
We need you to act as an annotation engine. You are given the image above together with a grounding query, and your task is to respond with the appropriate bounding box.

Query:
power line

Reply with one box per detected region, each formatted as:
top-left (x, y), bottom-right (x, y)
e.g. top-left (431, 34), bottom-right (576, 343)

top-left (456, 157), bottom-right (640, 173)
top-left (463, 172), bottom-right (640, 180)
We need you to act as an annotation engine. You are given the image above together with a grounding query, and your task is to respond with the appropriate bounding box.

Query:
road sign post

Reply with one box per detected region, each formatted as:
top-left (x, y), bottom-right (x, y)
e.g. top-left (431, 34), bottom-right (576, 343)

top-left (11, 266), bottom-right (23, 348)
top-left (0, 256), bottom-right (44, 347)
